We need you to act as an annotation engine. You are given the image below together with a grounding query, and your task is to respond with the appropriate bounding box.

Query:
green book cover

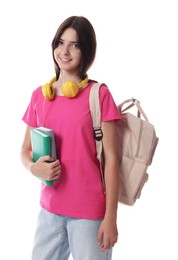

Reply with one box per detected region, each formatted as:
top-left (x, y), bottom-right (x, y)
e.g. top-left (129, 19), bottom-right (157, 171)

top-left (30, 128), bottom-right (54, 186)
top-left (37, 127), bottom-right (57, 160)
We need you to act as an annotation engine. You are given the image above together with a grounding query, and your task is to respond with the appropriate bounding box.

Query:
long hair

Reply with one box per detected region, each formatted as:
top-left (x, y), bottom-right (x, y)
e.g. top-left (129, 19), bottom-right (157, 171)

top-left (51, 16), bottom-right (97, 79)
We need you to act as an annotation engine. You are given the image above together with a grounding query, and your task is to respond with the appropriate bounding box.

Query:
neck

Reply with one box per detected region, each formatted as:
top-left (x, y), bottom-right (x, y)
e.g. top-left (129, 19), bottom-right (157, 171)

top-left (58, 72), bottom-right (82, 84)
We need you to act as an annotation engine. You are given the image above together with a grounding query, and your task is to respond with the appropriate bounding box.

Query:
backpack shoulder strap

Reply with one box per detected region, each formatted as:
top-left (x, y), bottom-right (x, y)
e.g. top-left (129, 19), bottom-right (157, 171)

top-left (89, 83), bottom-right (103, 141)
top-left (89, 82), bottom-right (105, 190)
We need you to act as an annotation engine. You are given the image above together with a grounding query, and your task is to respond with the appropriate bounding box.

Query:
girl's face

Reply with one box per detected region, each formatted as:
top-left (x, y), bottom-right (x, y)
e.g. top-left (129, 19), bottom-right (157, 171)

top-left (54, 28), bottom-right (82, 76)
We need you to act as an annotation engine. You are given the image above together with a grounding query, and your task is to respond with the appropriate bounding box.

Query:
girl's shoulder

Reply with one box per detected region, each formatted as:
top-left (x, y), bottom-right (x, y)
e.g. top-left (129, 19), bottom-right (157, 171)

top-left (30, 85), bottom-right (44, 101)
top-left (88, 80), bottom-right (112, 98)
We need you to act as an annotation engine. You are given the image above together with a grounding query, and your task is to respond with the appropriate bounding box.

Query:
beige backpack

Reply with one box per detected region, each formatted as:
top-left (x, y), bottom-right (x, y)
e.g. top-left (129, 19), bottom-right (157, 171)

top-left (89, 83), bottom-right (159, 206)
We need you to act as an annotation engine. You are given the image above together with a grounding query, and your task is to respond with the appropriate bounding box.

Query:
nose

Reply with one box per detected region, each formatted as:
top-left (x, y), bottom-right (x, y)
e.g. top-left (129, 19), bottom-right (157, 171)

top-left (61, 44), bottom-right (69, 55)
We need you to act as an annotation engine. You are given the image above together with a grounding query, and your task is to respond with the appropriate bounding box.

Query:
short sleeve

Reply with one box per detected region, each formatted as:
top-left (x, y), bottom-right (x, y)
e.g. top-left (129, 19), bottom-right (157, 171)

top-left (22, 87), bottom-right (42, 127)
top-left (99, 85), bottom-right (121, 122)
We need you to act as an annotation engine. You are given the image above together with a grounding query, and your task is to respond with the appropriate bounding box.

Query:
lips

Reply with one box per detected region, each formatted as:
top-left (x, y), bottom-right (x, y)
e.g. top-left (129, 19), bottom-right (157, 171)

top-left (60, 57), bottom-right (72, 63)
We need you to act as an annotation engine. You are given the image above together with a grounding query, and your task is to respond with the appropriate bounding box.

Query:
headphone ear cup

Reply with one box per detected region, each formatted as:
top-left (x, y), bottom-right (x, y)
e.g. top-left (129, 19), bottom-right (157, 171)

top-left (62, 81), bottom-right (80, 98)
top-left (42, 83), bottom-right (55, 100)
top-left (42, 75), bottom-right (88, 99)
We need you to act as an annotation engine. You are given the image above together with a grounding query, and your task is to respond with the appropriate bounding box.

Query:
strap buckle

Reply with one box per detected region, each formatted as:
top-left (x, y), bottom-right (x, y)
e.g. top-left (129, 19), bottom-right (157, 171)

top-left (94, 128), bottom-right (103, 141)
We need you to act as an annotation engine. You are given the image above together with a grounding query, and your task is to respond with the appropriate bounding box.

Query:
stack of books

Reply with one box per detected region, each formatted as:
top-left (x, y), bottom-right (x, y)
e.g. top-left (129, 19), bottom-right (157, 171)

top-left (30, 127), bottom-right (57, 186)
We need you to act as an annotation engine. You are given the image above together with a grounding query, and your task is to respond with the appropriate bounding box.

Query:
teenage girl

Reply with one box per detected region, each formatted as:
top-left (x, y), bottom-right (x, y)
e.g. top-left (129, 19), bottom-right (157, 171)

top-left (21, 16), bottom-right (121, 260)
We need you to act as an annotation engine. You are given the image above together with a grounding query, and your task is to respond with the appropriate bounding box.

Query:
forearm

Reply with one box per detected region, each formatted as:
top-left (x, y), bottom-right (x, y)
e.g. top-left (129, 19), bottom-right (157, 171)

top-left (104, 158), bottom-right (119, 220)
top-left (20, 148), bottom-right (34, 173)
top-left (98, 158), bottom-right (119, 252)
top-left (20, 126), bottom-right (34, 172)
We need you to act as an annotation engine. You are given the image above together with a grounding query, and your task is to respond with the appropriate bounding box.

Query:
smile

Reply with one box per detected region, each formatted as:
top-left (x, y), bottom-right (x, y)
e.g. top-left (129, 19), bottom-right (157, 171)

top-left (60, 57), bottom-right (72, 63)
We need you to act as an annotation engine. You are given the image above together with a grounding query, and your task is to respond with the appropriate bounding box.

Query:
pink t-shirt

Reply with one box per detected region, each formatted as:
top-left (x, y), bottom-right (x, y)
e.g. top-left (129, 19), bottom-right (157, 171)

top-left (22, 81), bottom-right (121, 219)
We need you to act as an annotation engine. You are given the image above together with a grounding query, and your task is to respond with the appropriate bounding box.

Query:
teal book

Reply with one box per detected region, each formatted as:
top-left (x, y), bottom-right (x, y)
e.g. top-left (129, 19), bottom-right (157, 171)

top-left (30, 127), bottom-right (57, 186)
top-left (37, 127), bottom-right (57, 160)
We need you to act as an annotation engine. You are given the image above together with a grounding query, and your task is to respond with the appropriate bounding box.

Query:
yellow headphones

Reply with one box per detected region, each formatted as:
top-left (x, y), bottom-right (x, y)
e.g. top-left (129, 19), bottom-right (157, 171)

top-left (42, 75), bottom-right (89, 99)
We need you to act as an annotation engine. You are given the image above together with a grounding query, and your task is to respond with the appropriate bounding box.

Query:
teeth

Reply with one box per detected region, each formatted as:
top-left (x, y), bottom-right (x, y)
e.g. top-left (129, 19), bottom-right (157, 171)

top-left (61, 58), bottom-right (69, 61)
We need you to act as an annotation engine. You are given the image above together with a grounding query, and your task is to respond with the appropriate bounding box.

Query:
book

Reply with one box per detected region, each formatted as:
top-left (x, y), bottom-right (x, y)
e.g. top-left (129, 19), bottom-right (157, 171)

top-left (37, 127), bottom-right (57, 160)
top-left (30, 127), bottom-right (57, 186)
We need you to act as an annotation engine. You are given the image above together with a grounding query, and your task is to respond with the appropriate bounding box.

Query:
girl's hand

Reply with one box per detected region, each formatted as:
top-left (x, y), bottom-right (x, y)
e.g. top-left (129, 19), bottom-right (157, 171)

top-left (98, 217), bottom-right (118, 252)
top-left (30, 155), bottom-right (61, 181)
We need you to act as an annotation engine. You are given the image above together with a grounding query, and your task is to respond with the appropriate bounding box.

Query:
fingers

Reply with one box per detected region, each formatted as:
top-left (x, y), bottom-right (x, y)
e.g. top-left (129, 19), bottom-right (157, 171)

top-left (47, 160), bottom-right (61, 180)
top-left (39, 155), bottom-right (53, 162)
top-left (98, 231), bottom-right (118, 252)
top-left (38, 157), bottom-right (61, 181)
top-left (97, 229), bottom-right (103, 248)
top-left (100, 240), bottom-right (111, 252)
top-left (100, 239), bottom-right (117, 252)
top-left (98, 231), bottom-right (111, 252)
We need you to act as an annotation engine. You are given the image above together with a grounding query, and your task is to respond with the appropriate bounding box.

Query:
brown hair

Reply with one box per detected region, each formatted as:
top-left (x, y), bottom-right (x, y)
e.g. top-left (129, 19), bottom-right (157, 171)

top-left (52, 16), bottom-right (97, 79)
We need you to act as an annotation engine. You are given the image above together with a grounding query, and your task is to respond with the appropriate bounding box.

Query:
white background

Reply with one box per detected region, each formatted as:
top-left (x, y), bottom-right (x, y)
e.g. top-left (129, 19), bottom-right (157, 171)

top-left (0, 0), bottom-right (177, 259)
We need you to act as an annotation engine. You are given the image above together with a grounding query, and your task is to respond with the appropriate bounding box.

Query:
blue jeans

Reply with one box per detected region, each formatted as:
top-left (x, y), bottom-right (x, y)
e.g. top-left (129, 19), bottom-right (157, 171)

top-left (32, 208), bottom-right (112, 260)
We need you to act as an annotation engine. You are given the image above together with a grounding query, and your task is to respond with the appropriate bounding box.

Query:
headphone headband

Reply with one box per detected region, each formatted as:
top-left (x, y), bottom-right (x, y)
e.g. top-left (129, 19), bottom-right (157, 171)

top-left (77, 75), bottom-right (88, 88)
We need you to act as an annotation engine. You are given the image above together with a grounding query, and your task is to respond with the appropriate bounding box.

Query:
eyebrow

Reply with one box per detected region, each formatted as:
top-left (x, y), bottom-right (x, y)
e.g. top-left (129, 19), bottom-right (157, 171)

top-left (59, 38), bottom-right (78, 44)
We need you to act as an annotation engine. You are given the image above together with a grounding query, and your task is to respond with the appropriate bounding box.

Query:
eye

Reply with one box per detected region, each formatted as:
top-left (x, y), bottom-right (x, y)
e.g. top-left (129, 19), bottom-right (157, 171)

top-left (58, 39), bottom-right (64, 46)
top-left (71, 42), bottom-right (79, 48)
